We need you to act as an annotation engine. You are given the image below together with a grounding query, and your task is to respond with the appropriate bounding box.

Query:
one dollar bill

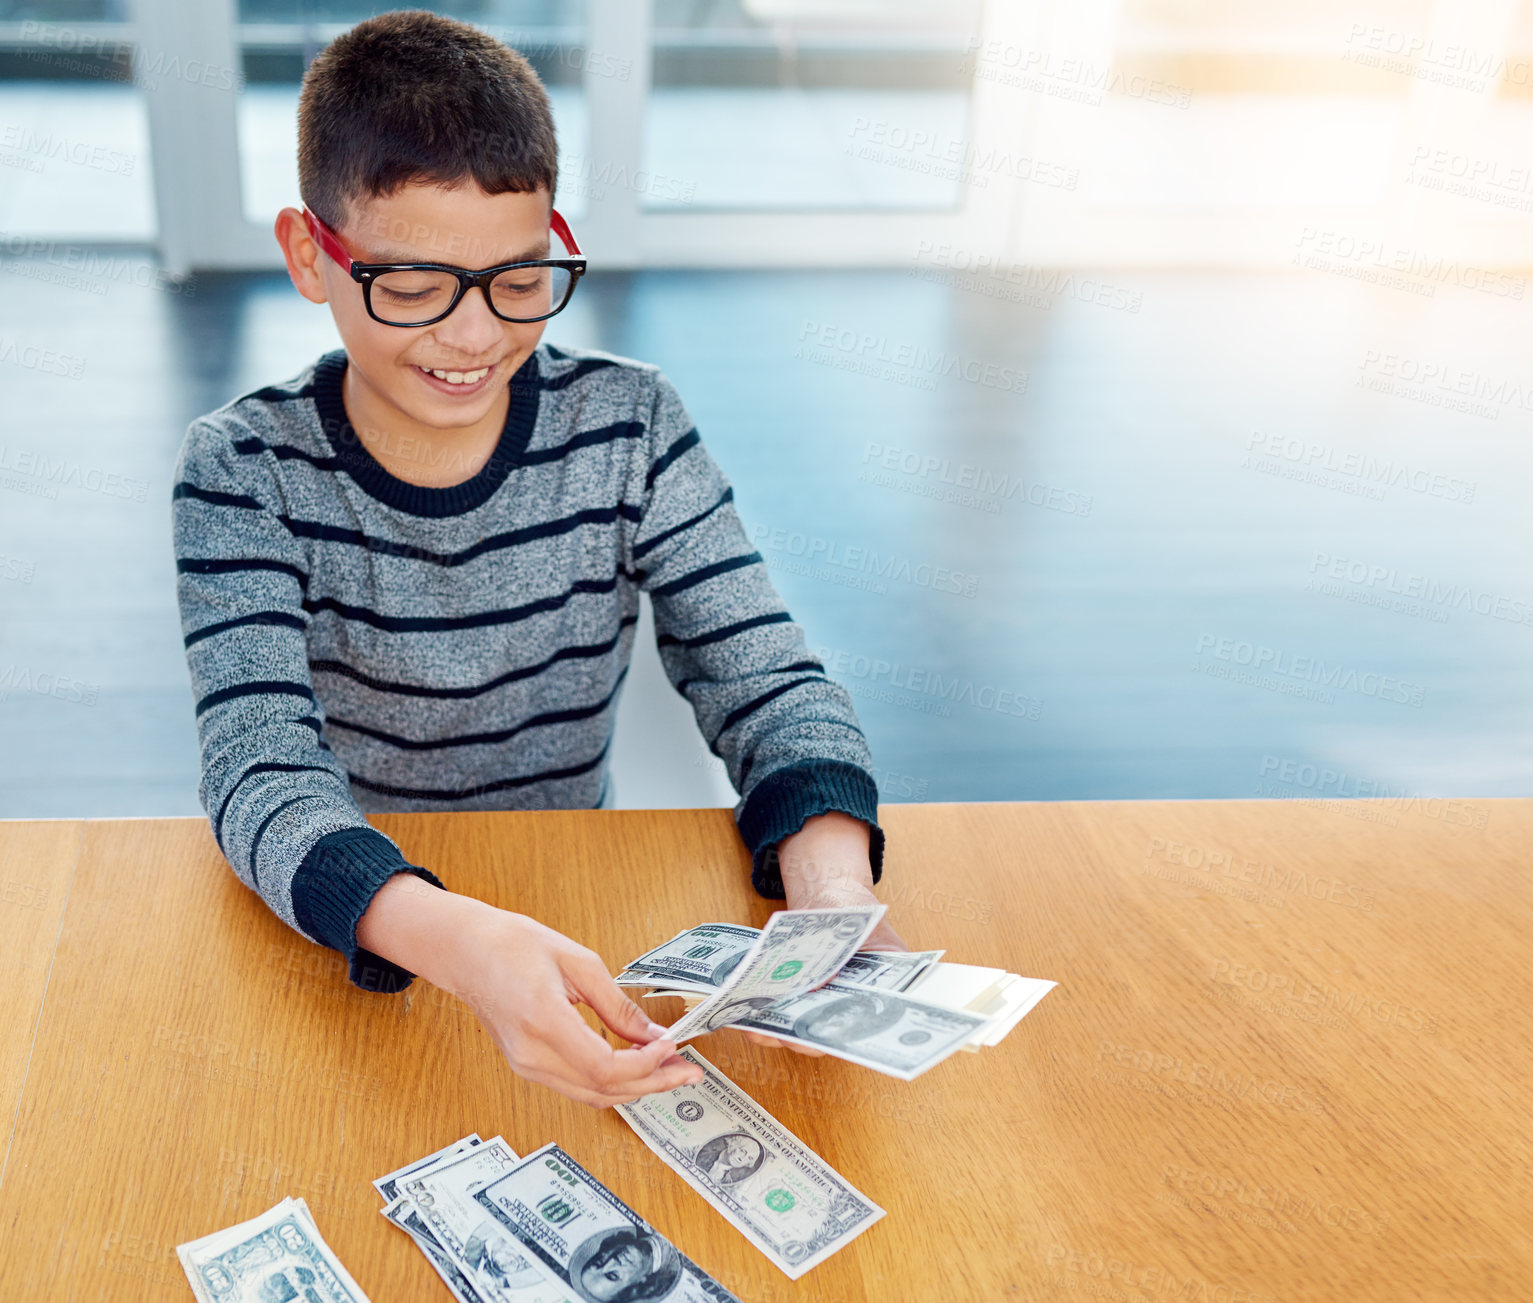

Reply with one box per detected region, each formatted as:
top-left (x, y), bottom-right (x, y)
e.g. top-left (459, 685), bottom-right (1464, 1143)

top-left (667, 907), bottom-right (885, 1043)
top-left (616, 1046), bottom-right (884, 1278)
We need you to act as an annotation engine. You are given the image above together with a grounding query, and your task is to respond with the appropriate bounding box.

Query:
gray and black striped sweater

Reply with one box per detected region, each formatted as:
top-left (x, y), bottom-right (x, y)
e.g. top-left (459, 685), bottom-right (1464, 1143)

top-left (172, 343), bottom-right (884, 991)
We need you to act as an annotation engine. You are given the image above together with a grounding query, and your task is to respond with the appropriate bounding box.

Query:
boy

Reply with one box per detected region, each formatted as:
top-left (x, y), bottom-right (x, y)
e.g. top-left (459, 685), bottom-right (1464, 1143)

top-left (172, 10), bottom-right (901, 1110)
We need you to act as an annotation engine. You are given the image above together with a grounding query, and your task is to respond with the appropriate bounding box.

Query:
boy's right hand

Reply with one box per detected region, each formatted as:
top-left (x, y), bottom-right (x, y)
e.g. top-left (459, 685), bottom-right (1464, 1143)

top-left (447, 901), bottom-right (702, 1109)
top-left (453, 909), bottom-right (705, 1108)
top-left (356, 876), bottom-right (703, 1108)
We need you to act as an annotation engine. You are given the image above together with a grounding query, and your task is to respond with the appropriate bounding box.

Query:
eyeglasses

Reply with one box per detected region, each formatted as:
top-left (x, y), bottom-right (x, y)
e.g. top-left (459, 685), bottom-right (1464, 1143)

top-left (302, 206), bottom-right (587, 327)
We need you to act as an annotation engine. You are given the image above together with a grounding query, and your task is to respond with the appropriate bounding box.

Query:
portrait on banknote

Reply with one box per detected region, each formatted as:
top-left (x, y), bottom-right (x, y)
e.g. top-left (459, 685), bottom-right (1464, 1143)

top-left (791, 991), bottom-right (903, 1046)
top-left (704, 996), bottom-right (780, 1032)
top-left (462, 1218), bottom-right (547, 1291)
top-left (567, 1227), bottom-right (682, 1303)
top-left (694, 1132), bottom-right (767, 1186)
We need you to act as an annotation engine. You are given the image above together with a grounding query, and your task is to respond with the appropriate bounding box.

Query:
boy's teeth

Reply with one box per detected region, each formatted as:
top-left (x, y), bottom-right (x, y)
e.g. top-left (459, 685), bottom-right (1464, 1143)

top-left (425, 366), bottom-right (489, 384)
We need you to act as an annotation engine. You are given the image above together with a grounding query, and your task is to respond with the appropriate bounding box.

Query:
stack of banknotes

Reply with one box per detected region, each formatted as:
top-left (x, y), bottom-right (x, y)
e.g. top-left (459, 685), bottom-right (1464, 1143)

top-left (370, 1045), bottom-right (887, 1296)
top-left (617, 906), bottom-right (1056, 1079)
top-left (374, 1132), bottom-right (753, 1301)
top-left (177, 1196), bottom-right (375, 1302)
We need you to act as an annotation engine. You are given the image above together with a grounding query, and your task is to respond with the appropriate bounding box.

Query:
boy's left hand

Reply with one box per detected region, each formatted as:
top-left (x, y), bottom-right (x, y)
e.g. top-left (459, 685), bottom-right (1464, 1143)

top-left (741, 810), bottom-right (906, 1056)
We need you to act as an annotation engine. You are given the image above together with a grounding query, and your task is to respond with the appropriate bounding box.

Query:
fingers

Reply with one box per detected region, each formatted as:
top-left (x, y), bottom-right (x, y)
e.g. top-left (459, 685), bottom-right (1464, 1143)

top-left (536, 995), bottom-right (703, 1097)
top-left (571, 955), bottom-right (670, 1046)
top-left (508, 1022), bottom-right (703, 1104)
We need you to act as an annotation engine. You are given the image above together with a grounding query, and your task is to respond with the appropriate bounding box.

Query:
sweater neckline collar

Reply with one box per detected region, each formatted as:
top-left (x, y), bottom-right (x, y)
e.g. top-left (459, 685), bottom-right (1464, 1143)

top-left (311, 348), bottom-right (541, 517)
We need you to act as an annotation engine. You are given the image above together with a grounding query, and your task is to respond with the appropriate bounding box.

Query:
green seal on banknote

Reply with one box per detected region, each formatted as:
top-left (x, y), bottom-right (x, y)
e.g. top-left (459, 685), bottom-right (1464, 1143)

top-left (538, 1195), bottom-right (576, 1225)
top-left (764, 1189), bottom-right (796, 1213)
top-left (770, 960), bottom-right (804, 981)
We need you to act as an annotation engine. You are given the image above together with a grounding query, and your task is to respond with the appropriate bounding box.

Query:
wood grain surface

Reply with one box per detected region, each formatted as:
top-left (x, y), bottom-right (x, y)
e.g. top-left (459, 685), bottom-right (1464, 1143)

top-left (0, 819), bottom-right (81, 1187)
top-left (0, 799), bottom-right (1527, 1302)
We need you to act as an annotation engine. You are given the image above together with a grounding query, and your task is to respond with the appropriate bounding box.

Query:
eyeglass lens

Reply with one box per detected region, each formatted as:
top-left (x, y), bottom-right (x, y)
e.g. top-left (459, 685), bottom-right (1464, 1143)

top-left (369, 264), bottom-right (573, 324)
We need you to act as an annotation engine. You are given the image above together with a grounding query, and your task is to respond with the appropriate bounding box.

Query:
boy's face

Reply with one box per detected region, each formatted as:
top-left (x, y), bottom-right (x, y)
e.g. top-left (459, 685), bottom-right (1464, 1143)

top-left (287, 181), bottom-right (556, 434)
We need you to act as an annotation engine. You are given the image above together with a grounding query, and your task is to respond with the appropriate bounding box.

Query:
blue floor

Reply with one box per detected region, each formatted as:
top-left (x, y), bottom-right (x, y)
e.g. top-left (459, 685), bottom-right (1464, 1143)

top-left (2, 258), bottom-right (1530, 818)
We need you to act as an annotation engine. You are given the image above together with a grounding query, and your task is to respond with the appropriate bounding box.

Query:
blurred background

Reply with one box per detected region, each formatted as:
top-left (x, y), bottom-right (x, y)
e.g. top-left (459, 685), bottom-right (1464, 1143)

top-left (2, 0), bottom-right (1531, 821)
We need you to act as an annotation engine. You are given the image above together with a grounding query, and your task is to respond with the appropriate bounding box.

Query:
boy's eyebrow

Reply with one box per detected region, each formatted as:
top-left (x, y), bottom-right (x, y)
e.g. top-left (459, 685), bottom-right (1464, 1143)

top-left (362, 239), bottom-right (552, 266)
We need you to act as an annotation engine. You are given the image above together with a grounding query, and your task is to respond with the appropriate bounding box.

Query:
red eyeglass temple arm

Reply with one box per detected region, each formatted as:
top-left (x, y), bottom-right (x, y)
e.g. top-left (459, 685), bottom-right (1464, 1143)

top-left (302, 206), bottom-right (582, 266)
top-left (302, 207), bottom-right (354, 272)
top-left (551, 208), bottom-right (581, 257)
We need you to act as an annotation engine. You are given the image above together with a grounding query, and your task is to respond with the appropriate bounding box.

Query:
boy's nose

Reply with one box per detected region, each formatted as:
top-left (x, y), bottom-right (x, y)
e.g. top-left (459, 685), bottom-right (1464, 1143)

top-left (430, 285), bottom-right (510, 354)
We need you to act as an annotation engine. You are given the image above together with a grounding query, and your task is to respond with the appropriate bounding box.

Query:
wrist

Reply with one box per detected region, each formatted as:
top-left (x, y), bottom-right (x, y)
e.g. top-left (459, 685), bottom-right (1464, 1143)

top-left (777, 811), bottom-right (875, 900)
top-left (355, 874), bottom-right (488, 994)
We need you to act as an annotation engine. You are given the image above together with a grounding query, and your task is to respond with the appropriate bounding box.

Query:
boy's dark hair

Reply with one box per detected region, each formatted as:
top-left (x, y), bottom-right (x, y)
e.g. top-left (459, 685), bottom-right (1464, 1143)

top-left (298, 9), bottom-right (558, 232)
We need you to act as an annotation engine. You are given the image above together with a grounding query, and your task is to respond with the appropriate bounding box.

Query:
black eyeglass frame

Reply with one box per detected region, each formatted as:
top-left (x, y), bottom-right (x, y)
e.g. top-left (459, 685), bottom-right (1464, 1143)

top-left (302, 206), bottom-right (588, 328)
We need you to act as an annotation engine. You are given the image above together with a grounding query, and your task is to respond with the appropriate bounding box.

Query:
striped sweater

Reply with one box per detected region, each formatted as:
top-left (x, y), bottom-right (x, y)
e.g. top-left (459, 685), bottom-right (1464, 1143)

top-left (172, 343), bottom-right (884, 991)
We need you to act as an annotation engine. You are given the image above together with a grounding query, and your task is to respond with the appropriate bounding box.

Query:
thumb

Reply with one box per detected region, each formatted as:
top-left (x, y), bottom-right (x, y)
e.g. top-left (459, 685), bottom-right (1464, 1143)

top-left (573, 958), bottom-right (670, 1046)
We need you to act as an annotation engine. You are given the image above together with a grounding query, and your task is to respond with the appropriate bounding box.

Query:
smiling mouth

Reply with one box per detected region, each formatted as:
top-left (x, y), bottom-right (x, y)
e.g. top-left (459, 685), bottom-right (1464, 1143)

top-left (415, 362), bottom-right (494, 386)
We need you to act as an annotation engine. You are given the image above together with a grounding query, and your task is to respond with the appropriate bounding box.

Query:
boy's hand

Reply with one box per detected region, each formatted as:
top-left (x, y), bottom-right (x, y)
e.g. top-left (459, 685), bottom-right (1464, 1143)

top-left (454, 910), bottom-right (705, 1108)
top-left (741, 810), bottom-right (906, 1057)
top-left (356, 876), bottom-right (703, 1107)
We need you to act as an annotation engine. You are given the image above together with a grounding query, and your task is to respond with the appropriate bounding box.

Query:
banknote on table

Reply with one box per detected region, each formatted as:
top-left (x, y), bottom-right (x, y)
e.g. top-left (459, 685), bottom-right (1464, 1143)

top-left (616, 1046), bottom-right (884, 1278)
top-left (472, 1143), bottom-right (742, 1302)
top-left (714, 979), bottom-right (991, 1079)
top-left (375, 1134), bottom-right (489, 1303)
top-left (401, 1139), bottom-right (569, 1303)
top-left (178, 1196), bottom-right (373, 1303)
top-left (375, 1133), bottom-right (483, 1204)
top-left (617, 921), bottom-right (942, 996)
top-left (667, 907), bottom-right (886, 1043)
top-left (381, 1193), bottom-right (490, 1303)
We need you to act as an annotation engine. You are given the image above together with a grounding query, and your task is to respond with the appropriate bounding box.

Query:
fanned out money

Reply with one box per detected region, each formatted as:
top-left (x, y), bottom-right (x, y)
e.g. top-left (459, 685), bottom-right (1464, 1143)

top-left (619, 920), bottom-right (1056, 1077)
top-left (377, 1134), bottom-right (742, 1302)
top-left (617, 1046), bottom-right (885, 1278)
top-left (177, 1196), bottom-right (373, 1303)
top-left (664, 906), bottom-right (887, 1043)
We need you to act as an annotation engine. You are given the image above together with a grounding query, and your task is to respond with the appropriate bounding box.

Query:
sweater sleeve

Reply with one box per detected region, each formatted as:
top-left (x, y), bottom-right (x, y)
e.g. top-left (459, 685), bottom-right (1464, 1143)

top-left (624, 372), bottom-right (885, 897)
top-left (172, 418), bottom-right (443, 991)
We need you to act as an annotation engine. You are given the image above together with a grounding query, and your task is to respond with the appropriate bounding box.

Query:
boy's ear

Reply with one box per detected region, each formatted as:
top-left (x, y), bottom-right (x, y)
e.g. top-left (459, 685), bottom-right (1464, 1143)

top-left (274, 206), bottom-right (329, 306)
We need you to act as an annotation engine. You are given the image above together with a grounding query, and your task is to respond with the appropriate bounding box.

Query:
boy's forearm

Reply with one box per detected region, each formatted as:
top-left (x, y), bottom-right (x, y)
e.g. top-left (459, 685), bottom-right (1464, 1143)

top-left (355, 874), bottom-right (487, 994)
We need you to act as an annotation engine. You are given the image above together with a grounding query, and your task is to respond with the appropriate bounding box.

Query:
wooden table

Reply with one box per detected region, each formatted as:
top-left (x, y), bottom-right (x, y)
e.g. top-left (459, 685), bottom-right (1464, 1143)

top-left (0, 799), bottom-right (1527, 1302)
